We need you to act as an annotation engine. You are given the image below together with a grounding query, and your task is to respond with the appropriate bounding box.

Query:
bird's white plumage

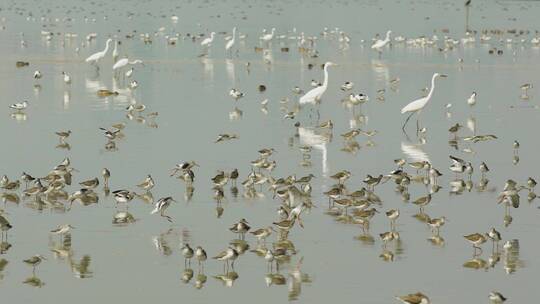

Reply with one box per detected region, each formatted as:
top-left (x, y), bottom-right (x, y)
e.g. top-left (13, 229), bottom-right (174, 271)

top-left (85, 38), bottom-right (113, 64)
top-left (299, 62), bottom-right (336, 105)
top-left (225, 27), bottom-right (236, 51)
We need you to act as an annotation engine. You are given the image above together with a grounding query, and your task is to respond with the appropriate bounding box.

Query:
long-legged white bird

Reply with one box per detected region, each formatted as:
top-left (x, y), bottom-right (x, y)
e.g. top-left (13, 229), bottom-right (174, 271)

top-left (225, 27), bottom-right (236, 55)
top-left (299, 62), bottom-right (337, 105)
top-left (371, 30), bottom-right (392, 58)
top-left (401, 73), bottom-right (447, 133)
top-left (113, 58), bottom-right (144, 77)
top-left (201, 32), bottom-right (215, 48)
top-left (85, 38), bottom-right (113, 69)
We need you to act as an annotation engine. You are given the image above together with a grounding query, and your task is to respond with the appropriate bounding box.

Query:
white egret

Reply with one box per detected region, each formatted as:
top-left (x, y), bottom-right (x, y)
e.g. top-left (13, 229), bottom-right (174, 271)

top-left (85, 38), bottom-right (113, 69)
top-left (112, 40), bottom-right (119, 63)
top-left (260, 28), bottom-right (275, 42)
top-left (225, 27), bottom-right (236, 54)
top-left (201, 32), bottom-right (215, 47)
top-left (299, 62), bottom-right (337, 105)
top-left (371, 30), bottom-right (392, 57)
top-left (113, 58), bottom-right (144, 72)
top-left (401, 73), bottom-right (447, 133)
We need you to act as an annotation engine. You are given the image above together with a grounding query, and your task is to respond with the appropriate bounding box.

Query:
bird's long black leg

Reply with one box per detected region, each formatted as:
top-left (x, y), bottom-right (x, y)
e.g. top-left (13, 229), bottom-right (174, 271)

top-left (402, 112), bottom-right (415, 131)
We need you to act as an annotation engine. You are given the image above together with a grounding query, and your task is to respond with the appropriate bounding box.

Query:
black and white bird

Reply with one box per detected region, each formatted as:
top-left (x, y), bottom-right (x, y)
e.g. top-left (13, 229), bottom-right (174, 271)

top-left (9, 100), bottom-right (28, 111)
top-left (150, 197), bottom-right (176, 219)
top-left (112, 189), bottom-right (135, 204)
top-left (33, 70), bottom-right (42, 80)
top-left (229, 88), bottom-right (245, 100)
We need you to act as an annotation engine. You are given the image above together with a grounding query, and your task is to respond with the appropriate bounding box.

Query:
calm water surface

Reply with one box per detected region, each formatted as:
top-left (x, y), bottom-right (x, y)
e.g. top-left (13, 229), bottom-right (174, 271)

top-left (1, 0), bottom-right (540, 303)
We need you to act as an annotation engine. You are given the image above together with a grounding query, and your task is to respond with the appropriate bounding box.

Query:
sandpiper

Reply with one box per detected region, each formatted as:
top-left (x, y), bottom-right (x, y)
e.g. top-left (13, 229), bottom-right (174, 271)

top-left (386, 209), bottom-right (399, 230)
top-left (467, 92), bottom-right (477, 106)
top-left (229, 218), bottom-right (251, 239)
top-left (527, 177), bottom-right (537, 191)
top-left (99, 127), bottom-right (120, 140)
top-left (487, 227), bottom-right (501, 249)
top-left (23, 255), bottom-right (46, 272)
top-left (340, 81), bottom-right (354, 91)
top-left (79, 177), bottom-right (99, 189)
top-left (215, 134), bottom-right (238, 143)
top-left (0, 213), bottom-right (12, 235)
top-left (181, 244), bottom-right (194, 267)
top-left (396, 292), bottom-right (431, 304)
top-left (412, 194), bottom-right (431, 212)
top-left (449, 155), bottom-right (466, 175)
top-left (55, 130), bottom-right (72, 141)
top-left (250, 226), bottom-right (274, 242)
top-left (50, 224), bottom-right (74, 238)
top-left (341, 129), bottom-right (360, 141)
top-left (427, 216), bottom-right (446, 235)
top-left (102, 168), bottom-right (110, 188)
top-left (464, 233), bottom-right (487, 254)
top-left (195, 246), bottom-right (207, 267)
top-left (379, 231), bottom-right (397, 248)
top-left (21, 172), bottom-right (35, 188)
top-left (213, 247), bottom-right (239, 269)
top-left (330, 170), bottom-right (351, 184)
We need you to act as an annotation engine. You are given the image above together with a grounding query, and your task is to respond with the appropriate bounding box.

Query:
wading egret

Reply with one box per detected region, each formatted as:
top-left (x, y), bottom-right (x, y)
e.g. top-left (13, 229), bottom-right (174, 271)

top-left (225, 27), bottom-right (236, 53)
top-left (113, 58), bottom-right (144, 71)
top-left (85, 38), bottom-right (113, 68)
top-left (299, 62), bottom-right (337, 105)
top-left (260, 28), bottom-right (275, 42)
top-left (401, 73), bottom-right (447, 133)
top-left (201, 32), bottom-right (215, 47)
top-left (371, 30), bottom-right (392, 58)
top-left (112, 40), bottom-right (119, 63)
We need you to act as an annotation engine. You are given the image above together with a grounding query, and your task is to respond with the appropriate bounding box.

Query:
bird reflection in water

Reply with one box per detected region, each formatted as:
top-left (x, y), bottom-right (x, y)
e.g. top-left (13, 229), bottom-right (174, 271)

top-left (70, 255), bottom-right (93, 279)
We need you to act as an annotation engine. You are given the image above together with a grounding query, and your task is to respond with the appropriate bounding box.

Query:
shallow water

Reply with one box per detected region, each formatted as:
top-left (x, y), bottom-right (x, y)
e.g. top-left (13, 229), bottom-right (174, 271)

top-left (1, 0), bottom-right (540, 303)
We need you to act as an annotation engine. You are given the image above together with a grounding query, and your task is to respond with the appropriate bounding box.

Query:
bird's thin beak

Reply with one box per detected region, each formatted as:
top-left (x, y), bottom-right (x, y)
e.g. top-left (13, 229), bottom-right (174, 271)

top-left (440, 74), bottom-right (448, 78)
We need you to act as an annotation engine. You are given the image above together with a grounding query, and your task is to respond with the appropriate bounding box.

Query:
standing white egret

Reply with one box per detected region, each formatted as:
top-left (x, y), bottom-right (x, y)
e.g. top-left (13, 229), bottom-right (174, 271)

top-left (225, 27), bottom-right (236, 54)
top-left (85, 38), bottom-right (113, 69)
top-left (401, 73), bottom-right (447, 133)
top-left (299, 62), bottom-right (337, 105)
top-left (260, 28), bottom-right (275, 42)
top-left (113, 58), bottom-right (144, 78)
top-left (371, 30), bottom-right (392, 58)
top-left (201, 32), bottom-right (215, 47)
top-left (112, 40), bottom-right (119, 63)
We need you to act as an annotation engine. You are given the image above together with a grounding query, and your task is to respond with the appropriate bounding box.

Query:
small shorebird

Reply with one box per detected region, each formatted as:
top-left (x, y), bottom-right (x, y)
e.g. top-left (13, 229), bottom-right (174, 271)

top-left (449, 155), bottom-right (466, 175)
top-left (195, 246), bottom-right (207, 267)
top-left (250, 226), bottom-right (274, 242)
top-left (181, 244), bottom-right (194, 267)
top-left (349, 93), bottom-right (369, 106)
top-left (527, 177), bottom-right (537, 191)
top-left (150, 197), bottom-right (176, 221)
top-left (412, 194), bottom-right (431, 212)
top-left (467, 91), bottom-right (477, 106)
top-left (513, 140), bottom-right (520, 153)
top-left (480, 162), bottom-right (489, 177)
top-left (33, 70), bottom-right (42, 81)
top-left (229, 218), bottom-right (251, 239)
top-left (489, 291), bottom-right (507, 303)
top-left (229, 88), bottom-right (245, 100)
top-left (50, 224), bottom-right (74, 238)
top-left (379, 231), bottom-right (398, 248)
top-left (386, 209), bottom-right (399, 230)
top-left (213, 247), bottom-right (239, 270)
top-left (79, 177), bottom-right (99, 189)
top-left (215, 134), bottom-right (238, 143)
top-left (9, 100), bottom-right (28, 111)
top-left (395, 292), bottom-right (430, 304)
top-left (448, 123), bottom-right (462, 138)
top-left (137, 175), bottom-right (155, 191)
top-left (55, 130), bottom-right (71, 141)
top-left (330, 170), bottom-right (351, 184)
top-left (427, 216), bottom-right (446, 235)
top-left (99, 127), bottom-right (121, 140)
top-left (229, 169), bottom-right (239, 186)
top-left (464, 233), bottom-right (487, 254)
top-left (487, 227), bottom-right (501, 250)
top-left (340, 81), bottom-right (354, 91)
top-left (0, 214), bottom-right (12, 235)
top-left (112, 190), bottom-right (135, 204)
top-left (102, 168), bottom-right (110, 188)
top-left (23, 255), bottom-right (46, 272)
top-left (21, 172), bottom-right (35, 188)
top-left (62, 71), bottom-right (71, 84)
